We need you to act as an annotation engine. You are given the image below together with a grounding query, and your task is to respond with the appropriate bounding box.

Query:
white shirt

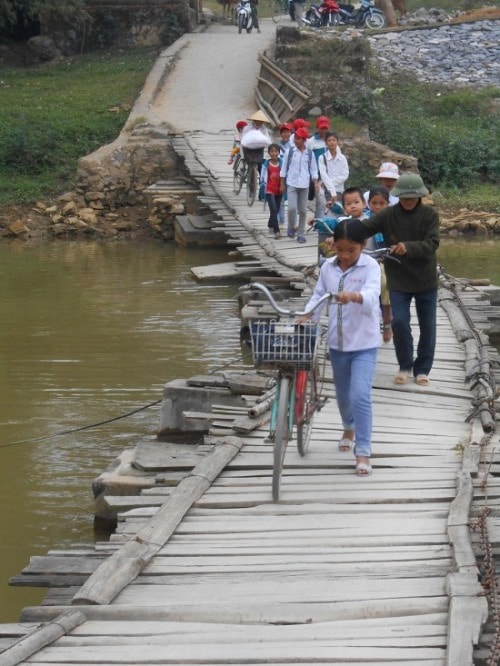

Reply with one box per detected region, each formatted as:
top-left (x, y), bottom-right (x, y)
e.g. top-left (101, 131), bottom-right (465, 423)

top-left (305, 253), bottom-right (381, 352)
top-left (318, 148), bottom-right (349, 195)
top-left (280, 146), bottom-right (319, 188)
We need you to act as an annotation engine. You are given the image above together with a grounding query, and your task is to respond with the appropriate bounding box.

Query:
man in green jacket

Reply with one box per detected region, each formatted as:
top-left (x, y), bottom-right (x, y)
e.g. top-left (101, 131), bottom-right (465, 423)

top-left (362, 173), bottom-right (439, 386)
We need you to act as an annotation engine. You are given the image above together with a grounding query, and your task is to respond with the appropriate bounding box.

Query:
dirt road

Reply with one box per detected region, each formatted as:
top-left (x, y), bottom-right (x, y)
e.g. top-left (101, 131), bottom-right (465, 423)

top-left (149, 19), bottom-right (278, 132)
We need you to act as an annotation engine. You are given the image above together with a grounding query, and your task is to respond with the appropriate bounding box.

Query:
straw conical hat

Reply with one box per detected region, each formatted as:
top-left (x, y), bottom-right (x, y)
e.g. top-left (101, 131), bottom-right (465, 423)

top-left (248, 110), bottom-right (271, 124)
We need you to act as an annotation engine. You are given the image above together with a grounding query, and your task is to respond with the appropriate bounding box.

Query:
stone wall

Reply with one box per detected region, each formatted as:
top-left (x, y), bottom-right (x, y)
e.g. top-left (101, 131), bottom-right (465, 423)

top-left (75, 125), bottom-right (179, 208)
top-left (335, 136), bottom-right (417, 177)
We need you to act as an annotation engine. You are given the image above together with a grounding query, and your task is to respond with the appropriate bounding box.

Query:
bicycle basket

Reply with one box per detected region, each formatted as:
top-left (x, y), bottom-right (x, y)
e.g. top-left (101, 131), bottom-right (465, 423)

top-left (243, 147), bottom-right (265, 164)
top-left (250, 320), bottom-right (320, 370)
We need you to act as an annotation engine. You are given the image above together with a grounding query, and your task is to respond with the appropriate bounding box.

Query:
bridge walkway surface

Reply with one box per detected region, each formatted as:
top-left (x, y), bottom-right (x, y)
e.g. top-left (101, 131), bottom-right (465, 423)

top-left (0, 18), bottom-right (498, 666)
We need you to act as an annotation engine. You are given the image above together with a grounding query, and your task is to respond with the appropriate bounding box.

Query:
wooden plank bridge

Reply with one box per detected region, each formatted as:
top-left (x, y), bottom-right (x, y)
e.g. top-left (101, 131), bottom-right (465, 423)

top-left (1, 129), bottom-right (499, 665)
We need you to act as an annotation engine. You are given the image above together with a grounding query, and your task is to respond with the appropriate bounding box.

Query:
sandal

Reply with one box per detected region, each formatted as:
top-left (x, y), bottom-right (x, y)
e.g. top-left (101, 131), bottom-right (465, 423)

top-left (394, 370), bottom-right (410, 385)
top-left (415, 374), bottom-right (430, 386)
top-left (355, 461), bottom-right (372, 477)
top-left (338, 437), bottom-right (354, 452)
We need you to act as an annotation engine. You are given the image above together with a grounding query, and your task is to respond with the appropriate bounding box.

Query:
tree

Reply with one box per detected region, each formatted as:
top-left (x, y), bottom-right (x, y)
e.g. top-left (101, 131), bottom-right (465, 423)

top-left (0, 0), bottom-right (89, 40)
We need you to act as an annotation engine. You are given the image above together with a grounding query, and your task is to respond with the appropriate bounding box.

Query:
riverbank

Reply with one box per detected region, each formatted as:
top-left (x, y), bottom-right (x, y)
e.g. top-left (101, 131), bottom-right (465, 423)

top-left (1, 197), bottom-right (498, 244)
top-left (1, 11), bottom-right (498, 243)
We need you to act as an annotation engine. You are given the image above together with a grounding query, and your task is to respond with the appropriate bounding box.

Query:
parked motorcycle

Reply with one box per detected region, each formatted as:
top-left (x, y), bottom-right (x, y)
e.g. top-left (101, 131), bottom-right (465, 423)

top-left (304, 0), bottom-right (385, 28)
top-left (336, 0), bottom-right (386, 28)
top-left (303, 0), bottom-right (339, 27)
top-left (235, 0), bottom-right (255, 33)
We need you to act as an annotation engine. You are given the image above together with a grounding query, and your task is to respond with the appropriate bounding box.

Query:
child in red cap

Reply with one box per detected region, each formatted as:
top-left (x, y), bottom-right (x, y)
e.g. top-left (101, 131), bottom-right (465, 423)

top-left (307, 115), bottom-right (331, 217)
top-left (228, 120), bottom-right (248, 165)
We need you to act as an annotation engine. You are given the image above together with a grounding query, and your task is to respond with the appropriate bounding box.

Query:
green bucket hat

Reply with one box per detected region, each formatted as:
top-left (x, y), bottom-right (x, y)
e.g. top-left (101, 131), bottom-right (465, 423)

top-left (392, 173), bottom-right (429, 198)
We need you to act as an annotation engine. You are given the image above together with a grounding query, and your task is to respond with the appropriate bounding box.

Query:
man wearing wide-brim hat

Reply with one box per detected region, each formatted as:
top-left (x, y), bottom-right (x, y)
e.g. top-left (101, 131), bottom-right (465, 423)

top-left (362, 173), bottom-right (439, 388)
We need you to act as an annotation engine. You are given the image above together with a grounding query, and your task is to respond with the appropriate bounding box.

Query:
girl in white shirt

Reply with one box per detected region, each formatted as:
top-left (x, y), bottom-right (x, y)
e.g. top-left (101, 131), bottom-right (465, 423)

top-left (317, 132), bottom-right (349, 216)
top-left (303, 219), bottom-right (380, 476)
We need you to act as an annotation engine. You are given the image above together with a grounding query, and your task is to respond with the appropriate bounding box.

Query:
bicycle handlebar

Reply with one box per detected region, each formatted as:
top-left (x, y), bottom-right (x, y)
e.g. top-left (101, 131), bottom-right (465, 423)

top-left (363, 247), bottom-right (401, 263)
top-left (243, 282), bottom-right (337, 317)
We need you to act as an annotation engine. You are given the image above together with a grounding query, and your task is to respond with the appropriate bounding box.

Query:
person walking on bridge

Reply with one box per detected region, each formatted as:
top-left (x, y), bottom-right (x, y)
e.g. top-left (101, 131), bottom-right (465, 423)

top-left (363, 173), bottom-right (439, 387)
top-left (280, 126), bottom-right (319, 244)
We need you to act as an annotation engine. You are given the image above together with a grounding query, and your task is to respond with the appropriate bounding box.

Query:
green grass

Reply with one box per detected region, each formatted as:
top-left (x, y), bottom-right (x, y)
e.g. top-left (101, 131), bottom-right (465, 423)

top-left (367, 80), bottom-right (499, 191)
top-left (0, 47), bottom-right (157, 205)
top-left (438, 183), bottom-right (500, 212)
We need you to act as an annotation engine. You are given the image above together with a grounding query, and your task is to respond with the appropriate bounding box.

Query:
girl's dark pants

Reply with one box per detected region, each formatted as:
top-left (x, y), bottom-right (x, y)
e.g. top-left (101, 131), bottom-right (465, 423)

top-left (266, 193), bottom-right (283, 233)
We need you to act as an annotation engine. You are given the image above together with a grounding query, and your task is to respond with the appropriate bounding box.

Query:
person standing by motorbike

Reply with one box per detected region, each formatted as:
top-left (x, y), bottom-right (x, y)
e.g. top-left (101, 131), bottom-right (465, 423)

top-left (250, 0), bottom-right (261, 32)
top-left (290, 0), bottom-right (305, 26)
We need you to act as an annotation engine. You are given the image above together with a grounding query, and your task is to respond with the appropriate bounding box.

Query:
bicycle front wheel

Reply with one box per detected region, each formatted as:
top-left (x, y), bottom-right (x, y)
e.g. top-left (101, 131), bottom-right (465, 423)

top-left (232, 155), bottom-right (243, 194)
top-left (296, 368), bottom-right (318, 456)
top-left (272, 375), bottom-right (291, 501)
top-left (246, 163), bottom-right (258, 206)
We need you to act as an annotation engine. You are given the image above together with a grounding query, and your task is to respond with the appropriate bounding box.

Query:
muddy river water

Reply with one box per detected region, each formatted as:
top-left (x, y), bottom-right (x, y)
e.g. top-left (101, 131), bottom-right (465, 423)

top-left (0, 238), bottom-right (498, 621)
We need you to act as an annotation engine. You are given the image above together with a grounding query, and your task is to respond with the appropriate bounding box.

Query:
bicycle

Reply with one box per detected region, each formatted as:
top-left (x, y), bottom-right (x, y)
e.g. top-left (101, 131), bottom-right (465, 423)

top-left (232, 153), bottom-right (248, 195)
top-left (246, 282), bottom-right (335, 500)
top-left (364, 247), bottom-right (401, 264)
top-left (241, 147), bottom-right (264, 206)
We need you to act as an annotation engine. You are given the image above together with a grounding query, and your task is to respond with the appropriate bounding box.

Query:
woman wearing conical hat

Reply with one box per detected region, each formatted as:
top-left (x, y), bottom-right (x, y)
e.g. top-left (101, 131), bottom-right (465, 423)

top-left (242, 109), bottom-right (272, 142)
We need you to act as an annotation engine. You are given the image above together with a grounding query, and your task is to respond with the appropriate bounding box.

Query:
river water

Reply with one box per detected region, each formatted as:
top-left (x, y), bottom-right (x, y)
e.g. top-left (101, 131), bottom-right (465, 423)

top-left (0, 237), bottom-right (498, 622)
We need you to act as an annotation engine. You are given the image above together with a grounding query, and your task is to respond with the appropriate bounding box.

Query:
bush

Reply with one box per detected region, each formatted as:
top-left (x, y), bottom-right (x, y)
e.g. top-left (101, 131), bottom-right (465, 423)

top-left (368, 80), bottom-right (499, 188)
top-left (327, 74), bottom-right (499, 189)
top-left (0, 0), bottom-right (89, 40)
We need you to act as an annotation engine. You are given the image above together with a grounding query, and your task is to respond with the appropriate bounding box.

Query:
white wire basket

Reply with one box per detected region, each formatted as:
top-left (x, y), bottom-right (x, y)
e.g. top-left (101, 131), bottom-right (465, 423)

top-left (249, 319), bottom-right (321, 370)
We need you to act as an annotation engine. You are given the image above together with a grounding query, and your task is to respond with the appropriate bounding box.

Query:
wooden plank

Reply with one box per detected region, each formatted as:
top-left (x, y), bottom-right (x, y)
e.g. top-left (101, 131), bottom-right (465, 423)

top-left (72, 436), bottom-right (244, 606)
top-left (24, 643), bottom-right (446, 662)
top-left (21, 597), bottom-right (449, 624)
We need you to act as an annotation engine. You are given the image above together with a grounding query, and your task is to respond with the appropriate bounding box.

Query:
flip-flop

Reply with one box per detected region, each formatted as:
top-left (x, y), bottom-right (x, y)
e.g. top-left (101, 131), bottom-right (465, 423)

top-left (394, 370), bottom-right (410, 385)
top-left (355, 462), bottom-right (372, 477)
top-left (415, 374), bottom-right (430, 386)
top-left (338, 437), bottom-right (354, 452)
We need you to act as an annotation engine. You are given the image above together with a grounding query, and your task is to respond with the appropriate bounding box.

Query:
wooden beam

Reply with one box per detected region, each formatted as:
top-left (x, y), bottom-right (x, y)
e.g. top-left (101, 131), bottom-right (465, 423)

top-left (0, 611), bottom-right (85, 666)
top-left (72, 436), bottom-right (244, 606)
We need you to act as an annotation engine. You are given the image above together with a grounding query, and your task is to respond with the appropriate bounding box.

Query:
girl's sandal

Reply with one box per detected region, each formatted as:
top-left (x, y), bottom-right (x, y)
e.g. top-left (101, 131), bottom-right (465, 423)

top-left (338, 437), bottom-right (354, 452)
top-left (415, 374), bottom-right (430, 386)
top-left (394, 370), bottom-right (410, 385)
top-left (355, 461), bottom-right (372, 476)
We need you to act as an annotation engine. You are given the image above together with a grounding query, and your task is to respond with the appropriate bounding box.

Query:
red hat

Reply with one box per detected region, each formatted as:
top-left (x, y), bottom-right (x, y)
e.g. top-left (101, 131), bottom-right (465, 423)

top-left (294, 127), bottom-right (309, 140)
top-left (316, 115), bottom-right (330, 129)
top-left (236, 120), bottom-right (248, 130)
top-left (292, 118), bottom-right (310, 130)
top-left (279, 122), bottom-right (292, 132)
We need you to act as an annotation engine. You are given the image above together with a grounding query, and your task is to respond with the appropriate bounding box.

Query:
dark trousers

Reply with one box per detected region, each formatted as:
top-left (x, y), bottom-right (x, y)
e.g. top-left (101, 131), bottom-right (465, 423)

top-left (389, 288), bottom-right (437, 377)
top-left (251, 4), bottom-right (259, 28)
top-left (266, 193), bottom-right (282, 233)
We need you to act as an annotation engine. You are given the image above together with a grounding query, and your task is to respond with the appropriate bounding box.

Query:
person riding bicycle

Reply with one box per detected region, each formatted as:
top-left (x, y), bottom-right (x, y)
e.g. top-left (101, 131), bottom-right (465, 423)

top-left (241, 110), bottom-right (272, 168)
